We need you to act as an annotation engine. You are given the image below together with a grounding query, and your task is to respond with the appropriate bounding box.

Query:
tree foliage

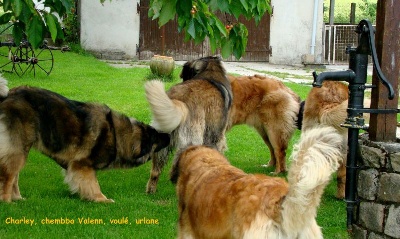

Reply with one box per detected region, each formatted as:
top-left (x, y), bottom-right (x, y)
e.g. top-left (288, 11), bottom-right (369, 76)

top-left (323, 0), bottom-right (377, 24)
top-left (0, 0), bottom-right (73, 49)
top-left (148, 0), bottom-right (271, 59)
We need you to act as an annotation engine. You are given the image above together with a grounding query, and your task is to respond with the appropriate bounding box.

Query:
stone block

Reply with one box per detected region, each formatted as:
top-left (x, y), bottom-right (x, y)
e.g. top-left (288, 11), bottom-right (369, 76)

top-left (359, 202), bottom-right (385, 233)
top-left (358, 169), bottom-right (379, 200)
top-left (378, 173), bottom-right (400, 203)
top-left (360, 145), bottom-right (385, 168)
top-left (384, 205), bottom-right (400, 238)
top-left (352, 224), bottom-right (367, 239)
top-left (368, 232), bottom-right (386, 239)
top-left (391, 152), bottom-right (400, 173)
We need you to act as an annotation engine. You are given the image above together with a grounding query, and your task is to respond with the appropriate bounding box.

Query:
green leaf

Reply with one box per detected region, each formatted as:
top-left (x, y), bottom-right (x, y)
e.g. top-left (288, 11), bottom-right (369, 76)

top-left (12, 22), bottom-right (23, 46)
top-left (23, 0), bottom-right (36, 12)
top-left (12, 0), bottom-right (23, 17)
top-left (221, 38), bottom-right (232, 59)
top-left (233, 44), bottom-right (243, 59)
top-left (194, 31), bottom-right (206, 44)
top-left (158, 0), bottom-right (177, 27)
top-left (45, 13), bottom-right (58, 42)
top-left (240, 0), bottom-right (249, 11)
top-left (248, 0), bottom-right (257, 9)
top-left (195, 12), bottom-right (207, 28)
top-left (206, 24), bottom-right (214, 37)
top-left (209, 36), bottom-right (217, 53)
top-left (3, 0), bottom-right (11, 11)
top-left (230, 1), bottom-right (244, 19)
top-left (0, 13), bottom-right (13, 25)
top-left (176, 0), bottom-right (191, 16)
top-left (18, 2), bottom-right (32, 24)
top-left (187, 18), bottom-right (196, 39)
top-left (148, 0), bottom-right (162, 19)
top-left (55, 19), bottom-right (65, 39)
top-left (208, 0), bottom-right (219, 11)
top-left (217, 0), bottom-right (230, 13)
top-left (27, 15), bottom-right (44, 49)
top-left (214, 17), bottom-right (227, 37)
top-left (60, 0), bottom-right (73, 13)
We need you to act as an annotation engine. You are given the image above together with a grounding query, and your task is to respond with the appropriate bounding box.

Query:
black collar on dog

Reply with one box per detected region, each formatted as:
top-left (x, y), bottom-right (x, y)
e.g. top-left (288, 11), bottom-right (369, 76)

top-left (207, 78), bottom-right (233, 115)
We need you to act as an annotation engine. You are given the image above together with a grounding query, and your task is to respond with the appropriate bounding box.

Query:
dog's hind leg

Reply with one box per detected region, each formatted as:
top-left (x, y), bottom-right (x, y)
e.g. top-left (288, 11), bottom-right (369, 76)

top-left (65, 160), bottom-right (114, 203)
top-left (146, 147), bottom-right (169, 194)
top-left (0, 152), bottom-right (27, 202)
top-left (336, 160), bottom-right (346, 199)
top-left (254, 126), bottom-right (283, 173)
top-left (12, 173), bottom-right (23, 200)
top-left (266, 128), bottom-right (288, 174)
top-left (0, 170), bottom-right (16, 202)
top-left (298, 219), bottom-right (323, 239)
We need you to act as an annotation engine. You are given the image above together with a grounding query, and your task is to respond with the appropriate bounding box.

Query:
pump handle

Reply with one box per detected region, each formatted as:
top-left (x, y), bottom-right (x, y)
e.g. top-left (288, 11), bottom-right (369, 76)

top-left (357, 20), bottom-right (395, 100)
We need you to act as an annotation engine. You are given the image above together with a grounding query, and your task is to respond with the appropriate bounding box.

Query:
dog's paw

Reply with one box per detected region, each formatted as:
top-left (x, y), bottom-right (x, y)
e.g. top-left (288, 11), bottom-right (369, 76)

top-left (93, 198), bottom-right (115, 203)
top-left (103, 198), bottom-right (115, 203)
top-left (146, 186), bottom-right (157, 194)
top-left (90, 193), bottom-right (115, 203)
top-left (12, 196), bottom-right (25, 201)
top-left (146, 181), bottom-right (157, 194)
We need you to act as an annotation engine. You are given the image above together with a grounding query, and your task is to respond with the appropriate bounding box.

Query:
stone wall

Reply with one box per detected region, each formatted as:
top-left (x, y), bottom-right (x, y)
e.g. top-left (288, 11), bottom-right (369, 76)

top-left (352, 134), bottom-right (400, 239)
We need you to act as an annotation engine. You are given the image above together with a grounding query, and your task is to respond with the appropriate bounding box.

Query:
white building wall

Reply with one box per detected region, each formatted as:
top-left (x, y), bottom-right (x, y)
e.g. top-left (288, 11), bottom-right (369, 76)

top-left (80, 0), bottom-right (140, 60)
top-left (269, 0), bottom-right (324, 65)
top-left (79, 0), bottom-right (324, 65)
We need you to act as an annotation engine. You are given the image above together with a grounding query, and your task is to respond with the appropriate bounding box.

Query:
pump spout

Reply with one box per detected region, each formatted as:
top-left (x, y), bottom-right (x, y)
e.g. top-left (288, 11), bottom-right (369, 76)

top-left (312, 70), bottom-right (356, 87)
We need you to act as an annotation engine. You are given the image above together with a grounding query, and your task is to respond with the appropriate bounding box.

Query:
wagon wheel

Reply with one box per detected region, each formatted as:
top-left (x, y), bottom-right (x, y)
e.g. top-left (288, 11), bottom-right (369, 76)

top-left (0, 45), bottom-right (14, 73)
top-left (0, 23), bottom-right (16, 73)
top-left (12, 41), bottom-right (54, 77)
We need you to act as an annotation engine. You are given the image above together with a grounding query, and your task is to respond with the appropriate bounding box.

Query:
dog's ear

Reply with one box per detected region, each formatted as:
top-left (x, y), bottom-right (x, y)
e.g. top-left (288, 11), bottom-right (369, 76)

top-left (191, 59), bottom-right (207, 76)
top-left (180, 61), bottom-right (197, 81)
top-left (169, 163), bottom-right (179, 184)
top-left (180, 56), bottom-right (223, 81)
top-left (170, 145), bottom-right (201, 184)
top-left (154, 132), bottom-right (170, 152)
top-left (170, 150), bottom-right (183, 184)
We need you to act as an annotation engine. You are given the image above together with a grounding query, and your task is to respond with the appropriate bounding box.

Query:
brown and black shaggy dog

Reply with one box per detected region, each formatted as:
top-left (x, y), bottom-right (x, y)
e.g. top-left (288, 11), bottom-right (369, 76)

top-left (171, 126), bottom-right (344, 239)
top-left (0, 79), bottom-right (170, 203)
top-left (300, 81), bottom-right (370, 199)
top-left (144, 56), bottom-right (232, 193)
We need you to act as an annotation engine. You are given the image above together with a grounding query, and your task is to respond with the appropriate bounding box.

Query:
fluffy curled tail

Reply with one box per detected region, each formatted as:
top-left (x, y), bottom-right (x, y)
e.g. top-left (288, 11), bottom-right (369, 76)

top-left (0, 77), bottom-right (9, 100)
top-left (145, 80), bottom-right (188, 133)
top-left (282, 126), bottom-right (344, 236)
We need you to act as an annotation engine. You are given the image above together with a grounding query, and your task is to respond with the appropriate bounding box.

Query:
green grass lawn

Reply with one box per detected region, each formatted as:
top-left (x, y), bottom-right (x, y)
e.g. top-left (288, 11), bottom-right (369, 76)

top-left (0, 50), bottom-right (349, 238)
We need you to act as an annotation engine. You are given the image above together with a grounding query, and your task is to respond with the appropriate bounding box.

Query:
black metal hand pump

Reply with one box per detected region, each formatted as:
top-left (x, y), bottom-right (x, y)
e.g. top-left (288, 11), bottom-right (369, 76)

top-left (312, 19), bottom-right (396, 230)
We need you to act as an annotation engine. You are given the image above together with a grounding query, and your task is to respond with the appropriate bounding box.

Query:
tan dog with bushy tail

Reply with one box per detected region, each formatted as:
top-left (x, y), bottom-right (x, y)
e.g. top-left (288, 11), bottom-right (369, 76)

top-left (171, 126), bottom-right (344, 239)
top-left (300, 81), bottom-right (370, 199)
top-left (301, 81), bottom-right (348, 199)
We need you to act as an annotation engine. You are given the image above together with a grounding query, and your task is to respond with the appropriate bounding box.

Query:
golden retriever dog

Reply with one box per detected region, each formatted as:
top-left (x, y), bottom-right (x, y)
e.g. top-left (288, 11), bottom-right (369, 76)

top-left (144, 56), bottom-right (233, 193)
top-left (0, 79), bottom-right (170, 203)
top-left (300, 81), bottom-right (369, 199)
top-left (227, 74), bottom-right (301, 173)
top-left (171, 126), bottom-right (344, 239)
